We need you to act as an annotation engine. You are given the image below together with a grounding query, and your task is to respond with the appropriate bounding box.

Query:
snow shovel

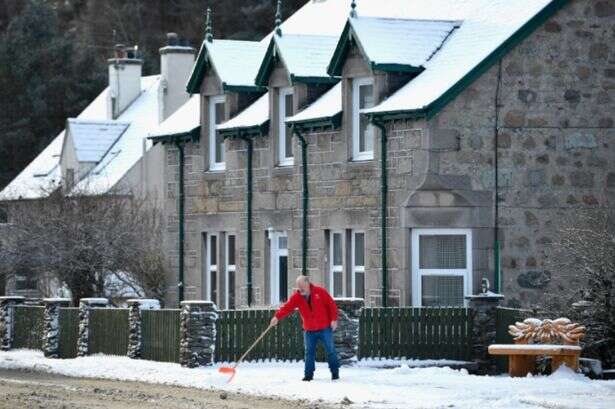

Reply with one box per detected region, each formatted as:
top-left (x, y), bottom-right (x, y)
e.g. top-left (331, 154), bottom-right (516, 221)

top-left (218, 322), bottom-right (274, 383)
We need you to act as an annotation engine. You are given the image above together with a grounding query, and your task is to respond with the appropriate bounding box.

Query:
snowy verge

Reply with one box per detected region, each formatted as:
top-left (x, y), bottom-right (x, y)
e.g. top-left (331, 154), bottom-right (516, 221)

top-left (1, 350), bottom-right (614, 408)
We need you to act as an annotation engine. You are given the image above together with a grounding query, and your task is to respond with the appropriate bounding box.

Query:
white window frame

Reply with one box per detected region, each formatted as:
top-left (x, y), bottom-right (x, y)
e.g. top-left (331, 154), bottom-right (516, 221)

top-left (225, 234), bottom-right (236, 310)
top-left (352, 77), bottom-right (375, 161)
top-left (269, 231), bottom-right (288, 305)
top-left (411, 228), bottom-right (472, 307)
top-left (209, 95), bottom-right (226, 171)
top-left (351, 230), bottom-right (365, 298)
top-left (206, 233), bottom-right (219, 303)
top-left (278, 87), bottom-right (294, 167)
top-left (329, 230), bottom-right (345, 297)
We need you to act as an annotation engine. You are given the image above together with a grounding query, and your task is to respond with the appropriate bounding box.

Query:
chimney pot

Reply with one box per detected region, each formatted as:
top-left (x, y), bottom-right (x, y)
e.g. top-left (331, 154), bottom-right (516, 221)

top-left (167, 32), bottom-right (179, 46)
top-left (114, 44), bottom-right (126, 59)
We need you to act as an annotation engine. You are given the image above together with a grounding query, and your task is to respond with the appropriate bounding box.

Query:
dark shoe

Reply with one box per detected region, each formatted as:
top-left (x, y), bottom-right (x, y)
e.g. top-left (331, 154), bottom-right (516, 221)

top-left (332, 372), bottom-right (339, 380)
top-left (302, 376), bottom-right (313, 382)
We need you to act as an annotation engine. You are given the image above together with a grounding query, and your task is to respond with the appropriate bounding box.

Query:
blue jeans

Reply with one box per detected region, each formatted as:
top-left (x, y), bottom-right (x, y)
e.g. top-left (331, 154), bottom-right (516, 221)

top-left (303, 327), bottom-right (339, 378)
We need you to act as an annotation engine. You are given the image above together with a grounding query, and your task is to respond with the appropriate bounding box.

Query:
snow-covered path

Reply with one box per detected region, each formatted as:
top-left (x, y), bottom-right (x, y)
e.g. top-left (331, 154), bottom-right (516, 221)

top-left (1, 350), bottom-right (614, 409)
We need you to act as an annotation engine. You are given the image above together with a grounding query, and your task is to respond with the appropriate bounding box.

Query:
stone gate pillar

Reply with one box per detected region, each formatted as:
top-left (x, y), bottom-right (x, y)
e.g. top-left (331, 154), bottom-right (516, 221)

top-left (42, 298), bottom-right (71, 358)
top-left (0, 296), bottom-right (25, 350)
top-left (127, 299), bottom-right (160, 359)
top-left (334, 298), bottom-right (364, 365)
top-left (179, 301), bottom-right (218, 367)
top-left (466, 292), bottom-right (504, 374)
top-left (77, 298), bottom-right (108, 357)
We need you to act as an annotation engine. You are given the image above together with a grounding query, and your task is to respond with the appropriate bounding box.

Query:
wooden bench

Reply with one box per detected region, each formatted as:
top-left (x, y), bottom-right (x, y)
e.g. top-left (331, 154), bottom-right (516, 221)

top-left (489, 344), bottom-right (582, 377)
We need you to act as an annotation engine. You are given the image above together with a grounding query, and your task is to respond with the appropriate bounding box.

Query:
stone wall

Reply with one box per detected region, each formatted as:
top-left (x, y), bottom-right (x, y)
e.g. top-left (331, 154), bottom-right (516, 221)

top-left (179, 301), bottom-right (218, 367)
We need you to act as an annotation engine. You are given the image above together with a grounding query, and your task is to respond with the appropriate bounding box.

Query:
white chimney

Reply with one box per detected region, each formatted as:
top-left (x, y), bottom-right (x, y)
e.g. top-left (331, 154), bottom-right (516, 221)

top-left (108, 44), bottom-right (143, 119)
top-left (158, 33), bottom-right (196, 122)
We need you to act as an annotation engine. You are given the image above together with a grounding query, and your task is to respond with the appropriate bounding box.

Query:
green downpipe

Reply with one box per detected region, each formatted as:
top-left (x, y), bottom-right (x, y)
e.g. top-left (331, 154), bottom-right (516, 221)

top-left (175, 141), bottom-right (185, 304)
top-left (494, 241), bottom-right (501, 293)
top-left (239, 133), bottom-right (254, 306)
top-left (371, 117), bottom-right (388, 307)
top-left (292, 125), bottom-right (309, 276)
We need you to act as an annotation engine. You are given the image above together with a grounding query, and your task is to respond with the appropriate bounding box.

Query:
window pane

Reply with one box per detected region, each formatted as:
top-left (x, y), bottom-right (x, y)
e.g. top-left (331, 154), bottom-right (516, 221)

top-left (355, 272), bottom-right (365, 299)
top-left (333, 271), bottom-right (344, 297)
top-left (279, 255), bottom-right (288, 302)
top-left (215, 102), bottom-right (225, 163)
top-left (228, 270), bottom-right (235, 309)
top-left (278, 236), bottom-right (287, 250)
top-left (228, 235), bottom-right (236, 266)
top-left (419, 235), bottom-right (466, 269)
top-left (421, 275), bottom-right (464, 306)
top-left (210, 236), bottom-right (217, 266)
top-left (333, 233), bottom-right (342, 266)
top-left (354, 233), bottom-right (365, 266)
top-left (211, 270), bottom-right (217, 305)
top-left (359, 84), bottom-right (374, 109)
top-left (284, 93), bottom-right (293, 158)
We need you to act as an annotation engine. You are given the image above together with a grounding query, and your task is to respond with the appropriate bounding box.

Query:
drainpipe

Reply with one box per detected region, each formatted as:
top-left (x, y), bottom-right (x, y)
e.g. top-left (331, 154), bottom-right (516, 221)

top-left (371, 116), bottom-right (388, 308)
top-left (239, 132), bottom-right (254, 306)
top-left (175, 140), bottom-right (185, 304)
top-left (292, 125), bottom-right (309, 276)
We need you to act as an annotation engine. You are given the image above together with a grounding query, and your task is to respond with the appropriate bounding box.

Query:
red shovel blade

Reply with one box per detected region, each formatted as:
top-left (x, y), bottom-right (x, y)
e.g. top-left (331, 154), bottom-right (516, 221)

top-left (218, 366), bottom-right (236, 383)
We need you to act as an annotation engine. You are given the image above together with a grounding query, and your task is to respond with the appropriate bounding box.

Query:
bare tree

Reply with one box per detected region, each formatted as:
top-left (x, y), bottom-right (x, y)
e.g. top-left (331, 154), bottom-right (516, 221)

top-left (541, 209), bottom-right (615, 367)
top-left (0, 184), bottom-right (168, 305)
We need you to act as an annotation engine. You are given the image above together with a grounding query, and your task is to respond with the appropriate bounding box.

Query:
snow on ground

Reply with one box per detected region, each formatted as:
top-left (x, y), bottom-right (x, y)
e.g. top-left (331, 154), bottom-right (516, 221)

top-left (1, 350), bottom-right (614, 409)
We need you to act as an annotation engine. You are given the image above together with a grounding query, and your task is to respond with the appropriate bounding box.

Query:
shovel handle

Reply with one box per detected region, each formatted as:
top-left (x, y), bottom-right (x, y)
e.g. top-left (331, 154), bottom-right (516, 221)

top-left (234, 323), bottom-right (274, 368)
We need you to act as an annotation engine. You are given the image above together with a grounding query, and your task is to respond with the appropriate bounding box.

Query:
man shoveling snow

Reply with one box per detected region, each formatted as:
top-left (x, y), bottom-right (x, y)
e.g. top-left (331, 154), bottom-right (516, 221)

top-left (270, 275), bottom-right (339, 382)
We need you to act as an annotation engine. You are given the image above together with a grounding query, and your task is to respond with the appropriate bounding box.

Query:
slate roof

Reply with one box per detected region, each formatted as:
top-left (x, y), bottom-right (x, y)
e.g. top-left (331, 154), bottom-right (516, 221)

top-left (149, 94), bottom-right (200, 141)
top-left (286, 82), bottom-right (342, 126)
top-left (66, 119), bottom-right (129, 163)
top-left (217, 92), bottom-right (269, 134)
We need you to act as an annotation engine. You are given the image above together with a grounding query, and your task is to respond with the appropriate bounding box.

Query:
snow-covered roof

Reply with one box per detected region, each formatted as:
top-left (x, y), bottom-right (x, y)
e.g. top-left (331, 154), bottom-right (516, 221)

top-left (217, 92), bottom-right (269, 133)
top-left (186, 40), bottom-right (267, 94)
top-left (72, 75), bottom-right (162, 195)
top-left (149, 94), bottom-right (200, 139)
top-left (363, 0), bottom-right (558, 116)
top-left (335, 17), bottom-right (460, 72)
top-left (0, 81), bottom-right (110, 201)
top-left (66, 119), bottom-right (130, 163)
top-left (286, 82), bottom-right (342, 125)
top-left (256, 34), bottom-right (339, 85)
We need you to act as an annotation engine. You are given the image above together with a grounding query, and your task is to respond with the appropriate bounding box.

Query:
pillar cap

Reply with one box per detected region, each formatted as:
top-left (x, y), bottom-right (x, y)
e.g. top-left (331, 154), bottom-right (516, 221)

top-left (43, 298), bottom-right (71, 304)
top-left (127, 299), bottom-right (160, 309)
top-left (79, 298), bottom-right (109, 306)
top-left (465, 291), bottom-right (504, 301)
top-left (0, 296), bottom-right (25, 301)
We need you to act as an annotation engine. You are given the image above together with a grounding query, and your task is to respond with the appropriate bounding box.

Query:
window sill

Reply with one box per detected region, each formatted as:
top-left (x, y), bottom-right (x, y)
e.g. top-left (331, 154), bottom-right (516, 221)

top-left (272, 165), bottom-right (293, 176)
top-left (202, 169), bottom-right (226, 180)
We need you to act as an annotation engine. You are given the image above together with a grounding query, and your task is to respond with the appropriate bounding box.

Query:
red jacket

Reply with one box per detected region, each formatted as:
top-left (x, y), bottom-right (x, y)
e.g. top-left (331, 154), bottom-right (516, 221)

top-left (275, 284), bottom-right (338, 331)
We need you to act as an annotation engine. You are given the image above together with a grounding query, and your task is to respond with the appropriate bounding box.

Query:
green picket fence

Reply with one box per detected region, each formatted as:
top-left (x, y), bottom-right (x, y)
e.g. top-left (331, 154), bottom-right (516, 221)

top-left (11, 305), bottom-right (44, 350)
top-left (141, 309), bottom-right (181, 363)
top-left (215, 309), bottom-right (311, 363)
top-left (89, 308), bottom-right (129, 356)
top-left (58, 307), bottom-right (79, 359)
top-left (359, 307), bottom-right (473, 361)
top-left (495, 307), bottom-right (532, 372)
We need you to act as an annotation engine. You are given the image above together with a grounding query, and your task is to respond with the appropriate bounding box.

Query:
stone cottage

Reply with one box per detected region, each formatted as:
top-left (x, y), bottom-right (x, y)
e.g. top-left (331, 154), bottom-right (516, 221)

top-left (154, 0), bottom-right (614, 309)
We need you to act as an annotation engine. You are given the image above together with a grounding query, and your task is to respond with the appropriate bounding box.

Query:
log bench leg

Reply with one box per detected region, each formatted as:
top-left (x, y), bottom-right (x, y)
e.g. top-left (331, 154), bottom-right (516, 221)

top-left (509, 355), bottom-right (536, 377)
top-left (551, 355), bottom-right (579, 372)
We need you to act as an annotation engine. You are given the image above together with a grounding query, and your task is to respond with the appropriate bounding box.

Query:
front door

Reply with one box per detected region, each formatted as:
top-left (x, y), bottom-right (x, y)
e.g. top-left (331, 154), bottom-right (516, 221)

top-left (269, 231), bottom-right (288, 305)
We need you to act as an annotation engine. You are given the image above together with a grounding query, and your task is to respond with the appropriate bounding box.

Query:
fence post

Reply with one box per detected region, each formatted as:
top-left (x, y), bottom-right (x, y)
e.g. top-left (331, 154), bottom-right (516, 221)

top-left (42, 298), bottom-right (71, 358)
top-left (127, 299), bottom-right (160, 359)
top-left (77, 298), bottom-right (108, 357)
top-left (466, 292), bottom-right (504, 374)
top-left (180, 301), bottom-right (218, 368)
top-left (334, 298), bottom-right (364, 365)
top-left (0, 296), bottom-right (25, 351)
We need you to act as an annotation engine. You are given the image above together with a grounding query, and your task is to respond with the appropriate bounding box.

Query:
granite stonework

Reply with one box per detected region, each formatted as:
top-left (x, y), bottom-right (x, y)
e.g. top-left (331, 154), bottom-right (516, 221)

top-left (162, 0), bottom-right (615, 309)
top-left (179, 301), bottom-right (218, 367)
top-left (334, 298), bottom-right (364, 365)
top-left (466, 293), bottom-right (504, 374)
top-left (127, 299), bottom-right (161, 359)
top-left (42, 298), bottom-right (71, 358)
top-left (77, 298), bottom-right (108, 357)
top-left (0, 296), bottom-right (25, 350)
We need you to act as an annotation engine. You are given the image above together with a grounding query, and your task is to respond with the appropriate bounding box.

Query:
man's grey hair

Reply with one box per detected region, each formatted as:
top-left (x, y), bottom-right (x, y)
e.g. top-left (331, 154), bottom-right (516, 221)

top-left (296, 275), bottom-right (310, 285)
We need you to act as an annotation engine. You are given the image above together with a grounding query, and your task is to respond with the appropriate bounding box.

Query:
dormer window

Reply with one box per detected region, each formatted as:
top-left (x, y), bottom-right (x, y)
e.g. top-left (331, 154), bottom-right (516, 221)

top-left (352, 77), bottom-right (374, 161)
top-left (278, 87), bottom-right (294, 166)
top-left (209, 95), bottom-right (226, 171)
